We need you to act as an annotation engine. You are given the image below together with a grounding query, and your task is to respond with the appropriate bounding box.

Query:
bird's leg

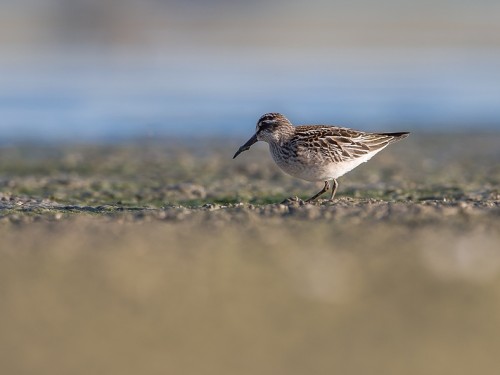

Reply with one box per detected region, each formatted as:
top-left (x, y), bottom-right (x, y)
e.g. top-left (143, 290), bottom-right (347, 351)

top-left (305, 181), bottom-right (330, 202)
top-left (329, 179), bottom-right (338, 200)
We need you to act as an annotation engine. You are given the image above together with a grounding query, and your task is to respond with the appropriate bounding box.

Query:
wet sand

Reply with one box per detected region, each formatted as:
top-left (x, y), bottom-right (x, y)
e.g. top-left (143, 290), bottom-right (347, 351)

top-left (0, 133), bottom-right (498, 225)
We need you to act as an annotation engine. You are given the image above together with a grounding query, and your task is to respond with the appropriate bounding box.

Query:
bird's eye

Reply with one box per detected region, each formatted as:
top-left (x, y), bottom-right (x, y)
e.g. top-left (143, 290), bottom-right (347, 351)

top-left (259, 121), bottom-right (273, 132)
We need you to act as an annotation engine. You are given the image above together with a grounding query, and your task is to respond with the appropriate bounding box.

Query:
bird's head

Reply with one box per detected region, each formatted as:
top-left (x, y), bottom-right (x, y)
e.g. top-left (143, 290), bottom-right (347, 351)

top-left (233, 113), bottom-right (292, 159)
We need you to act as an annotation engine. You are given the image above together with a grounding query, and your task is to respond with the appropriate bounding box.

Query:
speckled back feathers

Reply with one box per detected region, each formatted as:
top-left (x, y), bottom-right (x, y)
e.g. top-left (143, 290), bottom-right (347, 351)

top-left (257, 113), bottom-right (409, 164)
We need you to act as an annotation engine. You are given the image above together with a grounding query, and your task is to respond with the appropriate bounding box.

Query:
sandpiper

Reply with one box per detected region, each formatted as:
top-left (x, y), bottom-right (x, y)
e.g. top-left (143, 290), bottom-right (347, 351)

top-left (233, 113), bottom-right (409, 202)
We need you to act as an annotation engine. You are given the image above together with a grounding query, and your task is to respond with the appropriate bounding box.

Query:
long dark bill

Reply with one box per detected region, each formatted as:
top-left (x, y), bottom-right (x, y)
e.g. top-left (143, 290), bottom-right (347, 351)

top-left (233, 133), bottom-right (258, 159)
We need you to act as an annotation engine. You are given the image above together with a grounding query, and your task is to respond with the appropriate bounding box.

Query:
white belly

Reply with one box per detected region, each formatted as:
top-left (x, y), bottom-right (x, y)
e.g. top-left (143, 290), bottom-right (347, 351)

top-left (272, 147), bottom-right (387, 182)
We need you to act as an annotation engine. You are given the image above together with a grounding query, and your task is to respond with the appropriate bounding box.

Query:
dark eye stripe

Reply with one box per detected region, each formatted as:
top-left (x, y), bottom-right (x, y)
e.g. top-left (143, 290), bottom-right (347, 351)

top-left (259, 121), bottom-right (274, 131)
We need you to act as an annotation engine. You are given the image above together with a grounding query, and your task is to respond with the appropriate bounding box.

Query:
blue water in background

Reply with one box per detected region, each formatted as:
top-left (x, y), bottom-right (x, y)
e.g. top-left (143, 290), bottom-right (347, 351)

top-left (1, 47), bottom-right (499, 142)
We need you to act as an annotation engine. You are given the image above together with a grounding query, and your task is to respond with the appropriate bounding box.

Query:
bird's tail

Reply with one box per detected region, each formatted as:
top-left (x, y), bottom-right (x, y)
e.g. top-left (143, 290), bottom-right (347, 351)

top-left (379, 132), bottom-right (410, 143)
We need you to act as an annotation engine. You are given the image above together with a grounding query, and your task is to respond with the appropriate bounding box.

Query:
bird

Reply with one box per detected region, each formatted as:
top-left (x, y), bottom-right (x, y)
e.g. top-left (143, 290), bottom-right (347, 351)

top-left (233, 113), bottom-right (409, 202)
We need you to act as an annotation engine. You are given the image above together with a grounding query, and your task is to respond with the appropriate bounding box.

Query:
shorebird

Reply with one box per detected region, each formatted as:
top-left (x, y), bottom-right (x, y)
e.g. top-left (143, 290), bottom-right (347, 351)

top-left (233, 113), bottom-right (409, 202)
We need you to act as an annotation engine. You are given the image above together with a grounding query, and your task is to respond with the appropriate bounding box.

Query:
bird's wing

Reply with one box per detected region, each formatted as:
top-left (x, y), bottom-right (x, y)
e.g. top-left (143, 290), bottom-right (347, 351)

top-left (294, 126), bottom-right (399, 162)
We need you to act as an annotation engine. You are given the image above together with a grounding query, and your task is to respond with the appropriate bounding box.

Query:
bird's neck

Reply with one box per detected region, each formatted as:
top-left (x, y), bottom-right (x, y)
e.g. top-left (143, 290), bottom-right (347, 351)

top-left (270, 125), bottom-right (295, 146)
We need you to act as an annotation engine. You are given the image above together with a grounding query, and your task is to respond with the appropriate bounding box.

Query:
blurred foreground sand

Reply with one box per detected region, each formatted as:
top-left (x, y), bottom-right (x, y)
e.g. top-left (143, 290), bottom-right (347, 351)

top-left (1, 220), bottom-right (500, 375)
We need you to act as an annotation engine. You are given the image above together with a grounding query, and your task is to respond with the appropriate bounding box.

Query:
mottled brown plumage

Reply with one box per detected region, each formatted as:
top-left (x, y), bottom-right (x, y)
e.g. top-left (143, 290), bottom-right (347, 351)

top-left (234, 113), bottom-right (409, 202)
